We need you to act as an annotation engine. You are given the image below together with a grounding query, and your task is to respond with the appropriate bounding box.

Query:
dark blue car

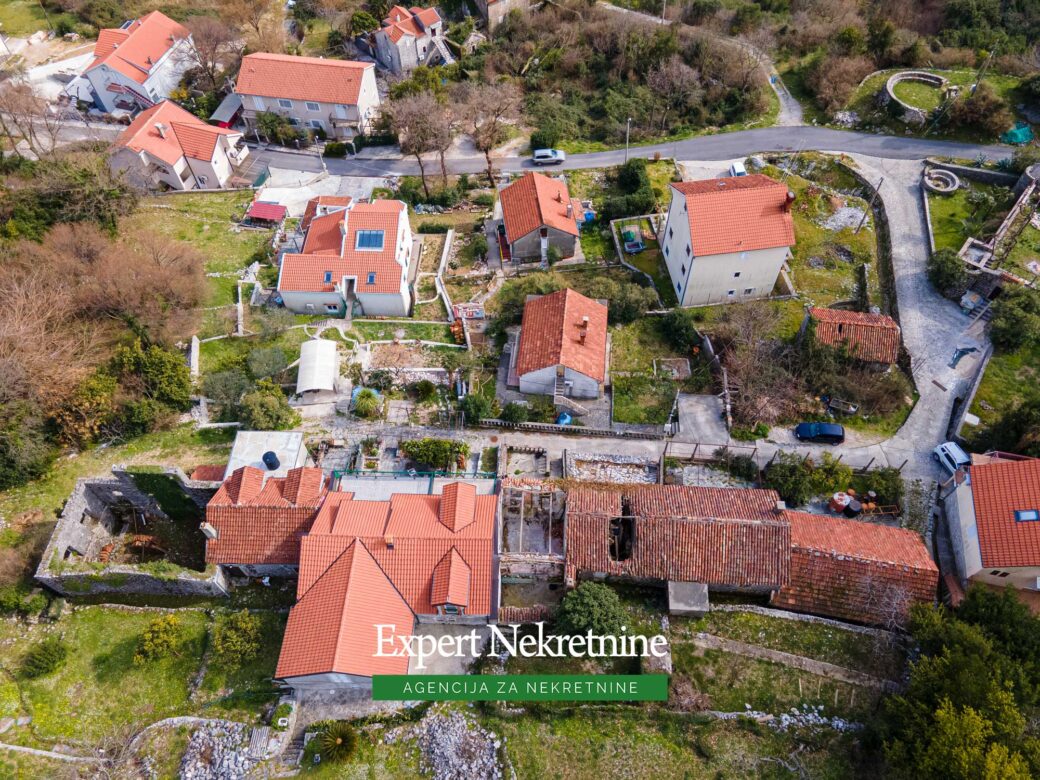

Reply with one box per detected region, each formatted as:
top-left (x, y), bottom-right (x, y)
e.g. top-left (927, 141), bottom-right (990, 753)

top-left (794, 422), bottom-right (845, 445)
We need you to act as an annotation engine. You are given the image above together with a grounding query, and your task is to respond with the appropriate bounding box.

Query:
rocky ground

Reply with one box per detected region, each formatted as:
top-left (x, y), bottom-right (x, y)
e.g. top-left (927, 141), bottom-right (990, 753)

top-left (178, 722), bottom-right (256, 780)
top-left (385, 706), bottom-right (504, 780)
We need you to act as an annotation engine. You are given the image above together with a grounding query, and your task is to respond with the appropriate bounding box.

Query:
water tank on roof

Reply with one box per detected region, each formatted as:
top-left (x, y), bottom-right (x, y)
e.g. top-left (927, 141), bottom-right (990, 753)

top-left (262, 451), bottom-right (280, 471)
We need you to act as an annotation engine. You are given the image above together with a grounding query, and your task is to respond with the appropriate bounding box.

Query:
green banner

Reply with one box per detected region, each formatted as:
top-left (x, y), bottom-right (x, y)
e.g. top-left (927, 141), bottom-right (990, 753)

top-left (372, 674), bottom-right (669, 701)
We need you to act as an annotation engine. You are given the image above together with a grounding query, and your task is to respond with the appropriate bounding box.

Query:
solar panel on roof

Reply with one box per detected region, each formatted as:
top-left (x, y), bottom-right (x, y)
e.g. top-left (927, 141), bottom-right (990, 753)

top-left (356, 230), bottom-right (385, 250)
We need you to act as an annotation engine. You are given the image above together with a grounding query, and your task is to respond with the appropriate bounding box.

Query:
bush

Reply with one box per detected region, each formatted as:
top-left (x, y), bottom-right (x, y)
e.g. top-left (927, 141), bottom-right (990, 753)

top-left (500, 402), bottom-right (529, 423)
top-left (662, 309), bottom-right (701, 352)
top-left (412, 379), bottom-right (437, 402)
top-left (683, 0), bottom-right (721, 24)
top-left (764, 451), bottom-right (814, 506)
top-left (202, 370), bottom-right (252, 412)
top-left (471, 193), bottom-right (494, 209)
top-left (256, 111), bottom-right (305, 146)
top-left (530, 127), bottom-right (560, 150)
top-left (806, 452), bottom-right (853, 497)
top-left (21, 637), bottom-right (68, 679)
top-left (731, 422), bottom-right (769, 441)
top-left (947, 82), bottom-right (1014, 138)
top-left (247, 347), bottom-right (288, 379)
top-left (1010, 146), bottom-right (1040, 175)
top-left (134, 615), bottom-right (182, 664)
top-left (556, 582), bottom-right (626, 636)
top-left (366, 369), bottom-right (395, 392)
top-left (989, 288), bottom-right (1040, 352)
top-left (239, 380), bottom-right (301, 430)
top-left (353, 388), bottom-right (382, 419)
top-left (460, 393), bottom-right (493, 422)
top-left (416, 221), bottom-right (451, 234)
top-left (0, 586), bottom-right (47, 617)
top-left (400, 437), bottom-right (469, 470)
top-left (927, 248), bottom-right (969, 299)
top-left (113, 340), bottom-right (193, 411)
top-left (271, 702), bottom-right (293, 730)
top-left (712, 447), bottom-right (759, 482)
top-left (731, 2), bottom-right (763, 33)
top-left (317, 721), bottom-right (359, 763)
top-left (323, 141), bottom-right (348, 158)
top-left (212, 609), bottom-right (262, 665)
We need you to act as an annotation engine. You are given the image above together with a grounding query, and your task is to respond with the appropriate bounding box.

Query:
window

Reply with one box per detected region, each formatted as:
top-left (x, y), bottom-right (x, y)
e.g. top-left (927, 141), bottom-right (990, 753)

top-left (308, 120), bottom-right (323, 130)
top-left (367, 272), bottom-right (377, 285)
top-left (676, 282), bottom-right (681, 293)
top-left (727, 290), bottom-right (735, 296)
top-left (325, 303), bottom-right (338, 313)
top-left (356, 230), bottom-right (385, 250)
top-left (685, 244), bottom-right (691, 257)
top-left (323, 271), bottom-right (333, 283)
top-left (278, 98), bottom-right (293, 109)
top-left (1015, 509), bottom-right (1040, 522)
top-left (733, 271), bottom-right (740, 278)
top-left (663, 245), bottom-right (668, 257)
top-left (681, 264), bottom-right (686, 275)
top-left (668, 227), bottom-right (673, 239)
top-left (744, 287), bottom-right (753, 295)
top-left (198, 175), bottom-right (208, 185)
top-left (305, 101), bottom-right (320, 112)
top-left (288, 117), bottom-right (301, 126)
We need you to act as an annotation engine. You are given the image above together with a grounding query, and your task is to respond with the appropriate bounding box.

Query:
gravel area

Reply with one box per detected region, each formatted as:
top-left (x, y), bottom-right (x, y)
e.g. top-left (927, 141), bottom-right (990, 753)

top-left (178, 722), bottom-right (255, 780)
top-left (385, 707), bottom-right (502, 780)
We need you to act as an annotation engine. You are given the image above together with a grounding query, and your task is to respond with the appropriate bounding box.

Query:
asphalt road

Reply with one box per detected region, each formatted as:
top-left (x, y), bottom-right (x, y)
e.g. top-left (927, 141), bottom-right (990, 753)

top-left (311, 126), bottom-right (1016, 178)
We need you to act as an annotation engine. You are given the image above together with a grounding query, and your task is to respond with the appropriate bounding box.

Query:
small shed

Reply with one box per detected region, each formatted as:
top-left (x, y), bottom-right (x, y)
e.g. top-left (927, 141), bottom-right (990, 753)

top-left (245, 201), bottom-right (287, 226)
top-left (210, 92), bottom-right (243, 128)
top-left (296, 339), bottom-right (339, 395)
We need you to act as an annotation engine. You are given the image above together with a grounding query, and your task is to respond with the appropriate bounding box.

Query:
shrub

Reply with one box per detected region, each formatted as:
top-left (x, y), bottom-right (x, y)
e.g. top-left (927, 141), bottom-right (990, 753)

top-left (460, 392), bottom-right (493, 422)
top-left (212, 609), bottom-right (262, 664)
top-left (400, 437), bottom-right (469, 470)
top-left (712, 447), bottom-right (759, 482)
top-left (271, 702), bottom-right (293, 730)
top-left (662, 309), bottom-right (701, 352)
top-left (556, 582), bottom-right (626, 636)
top-left (353, 388), bottom-right (382, 419)
top-left (112, 340), bottom-right (193, 411)
top-left (854, 467), bottom-right (905, 505)
top-left (500, 402), bottom-right (529, 423)
top-left (134, 615), bottom-right (182, 664)
top-left (730, 422), bottom-right (769, 441)
top-left (416, 221), bottom-right (451, 234)
top-left (807, 452), bottom-right (853, 497)
top-left (947, 83), bottom-right (1014, 138)
top-left (317, 721), bottom-right (359, 763)
top-left (247, 347), bottom-right (288, 379)
top-left (202, 370), bottom-right (252, 412)
top-left (323, 141), bottom-right (348, 158)
top-left (530, 127), bottom-right (560, 150)
top-left (20, 637), bottom-right (68, 679)
top-left (731, 2), bottom-right (763, 33)
top-left (764, 451), bottom-right (814, 506)
top-left (0, 586), bottom-right (47, 617)
top-left (1011, 146), bottom-right (1040, 175)
top-left (927, 248), bottom-right (969, 300)
top-left (683, 0), bottom-right (721, 24)
top-left (413, 379), bottom-right (437, 402)
top-left (239, 380), bottom-right (301, 430)
top-left (256, 111), bottom-right (305, 146)
top-left (366, 369), bottom-right (395, 392)
top-left (989, 288), bottom-right (1040, 352)
top-left (471, 193), bottom-right (494, 209)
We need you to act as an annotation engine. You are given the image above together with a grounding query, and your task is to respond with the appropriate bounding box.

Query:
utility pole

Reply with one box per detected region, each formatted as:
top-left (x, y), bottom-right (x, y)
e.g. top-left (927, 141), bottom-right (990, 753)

top-left (855, 177), bottom-right (884, 233)
top-left (624, 117), bottom-right (632, 163)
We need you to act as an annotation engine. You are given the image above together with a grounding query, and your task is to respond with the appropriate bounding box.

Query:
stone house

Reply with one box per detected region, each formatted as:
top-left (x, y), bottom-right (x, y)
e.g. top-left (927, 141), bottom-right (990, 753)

top-left (498, 172), bottom-right (583, 263)
top-left (373, 6), bottom-right (451, 75)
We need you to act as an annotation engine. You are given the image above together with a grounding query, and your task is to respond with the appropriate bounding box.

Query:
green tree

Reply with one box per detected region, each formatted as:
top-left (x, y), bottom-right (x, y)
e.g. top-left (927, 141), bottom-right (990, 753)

top-left (255, 111), bottom-right (305, 146)
top-left (134, 615), bottom-right (182, 664)
top-left (247, 347), bottom-right (288, 379)
top-left (399, 437), bottom-right (469, 470)
top-left (212, 610), bottom-right (262, 665)
top-left (460, 393), bottom-right (493, 422)
top-left (21, 637), bottom-right (68, 679)
top-left (349, 10), bottom-right (379, 33)
top-left (989, 288), bottom-right (1040, 352)
top-left (412, 379), bottom-right (437, 402)
top-left (500, 402), bottom-right (529, 423)
top-left (662, 308), bottom-right (701, 352)
top-left (867, 17), bottom-right (896, 61)
top-left (763, 451), bottom-right (814, 506)
top-left (202, 370), bottom-right (253, 411)
top-left (556, 582), bottom-right (627, 637)
top-left (927, 248), bottom-right (969, 300)
top-left (113, 340), bottom-right (193, 411)
top-left (238, 380), bottom-right (301, 430)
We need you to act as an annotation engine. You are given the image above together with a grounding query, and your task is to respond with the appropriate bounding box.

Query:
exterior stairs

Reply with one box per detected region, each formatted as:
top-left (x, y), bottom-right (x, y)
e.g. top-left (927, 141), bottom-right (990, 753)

top-left (553, 375), bottom-right (589, 416)
top-left (427, 37), bottom-right (456, 66)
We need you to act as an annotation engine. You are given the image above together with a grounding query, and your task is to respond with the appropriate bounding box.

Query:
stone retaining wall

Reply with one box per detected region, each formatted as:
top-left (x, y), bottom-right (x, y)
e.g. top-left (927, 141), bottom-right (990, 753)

top-left (925, 158), bottom-right (1019, 187)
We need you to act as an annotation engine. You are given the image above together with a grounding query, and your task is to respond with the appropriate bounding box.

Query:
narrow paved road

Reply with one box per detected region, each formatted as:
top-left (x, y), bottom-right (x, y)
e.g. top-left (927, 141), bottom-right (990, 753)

top-left (309, 126), bottom-right (1015, 178)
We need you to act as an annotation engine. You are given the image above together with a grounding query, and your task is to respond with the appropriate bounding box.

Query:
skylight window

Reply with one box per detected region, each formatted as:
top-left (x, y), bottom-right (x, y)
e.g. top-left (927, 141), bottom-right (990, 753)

top-left (1015, 509), bottom-right (1040, 522)
top-left (323, 271), bottom-right (333, 283)
top-left (356, 230), bottom-right (385, 250)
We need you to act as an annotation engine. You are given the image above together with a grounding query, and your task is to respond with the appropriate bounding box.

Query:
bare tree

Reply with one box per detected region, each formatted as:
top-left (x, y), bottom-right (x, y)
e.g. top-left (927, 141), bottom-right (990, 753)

top-left (646, 55), bottom-right (703, 134)
top-left (223, 0), bottom-right (270, 43)
top-left (0, 77), bottom-right (64, 157)
top-left (185, 16), bottom-right (242, 92)
top-left (386, 92), bottom-right (443, 199)
top-left (453, 81), bottom-right (523, 186)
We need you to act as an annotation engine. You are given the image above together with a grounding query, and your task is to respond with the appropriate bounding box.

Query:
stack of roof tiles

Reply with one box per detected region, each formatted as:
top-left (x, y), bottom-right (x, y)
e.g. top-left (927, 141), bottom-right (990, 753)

top-left (515, 289), bottom-right (608, 383)
top-left (772, 511), bottom-right (939, 625)
top-left (810, 307), bottom-right (902, 365)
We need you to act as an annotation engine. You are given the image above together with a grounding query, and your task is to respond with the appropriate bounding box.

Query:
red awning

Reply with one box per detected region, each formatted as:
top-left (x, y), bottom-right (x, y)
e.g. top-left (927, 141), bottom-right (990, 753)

top-left (246, 201), bottom-right (287, 221)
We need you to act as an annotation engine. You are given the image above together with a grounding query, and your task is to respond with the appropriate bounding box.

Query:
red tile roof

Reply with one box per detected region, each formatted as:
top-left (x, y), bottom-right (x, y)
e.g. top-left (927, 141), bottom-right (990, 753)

top-left (190, 464), bottom-right (227, 482)
top-left (236, 53), bottom-right (373, 106)
top-left (247, 201), bottom-right (288, 222)
top-left (772, 511), bottom-right (938, 625)
top-left (439, 482), bottom-right (476, 532)
top-left (381, 5), bottom-right (440, 42)
top-left (970, 458), bottom-right (1040, 569)
top-left (275, 540), bottom-right (415, 679)
top-left (515, 289), bottom-right (608, 383)
top-left (431, 548), bottom-right (471, 606)
top-left (500, 172), bottom-right (580, 244)
top-left (301, 195), bottom-right (352, 231)
top-left (672, 174), bottom-right (795, 257)
top-left (87, 11), bottom-right (189, 85)
top-left (564, 486), bottom-right (790, 589)
top-left (204, 466), bottom-right (328, 565)
top-left (112, 101), bottom-right (238, 166)
top-left (278, 200), bottom-right (408, 295)
top-left (810, 308), bottom-right (901, 364)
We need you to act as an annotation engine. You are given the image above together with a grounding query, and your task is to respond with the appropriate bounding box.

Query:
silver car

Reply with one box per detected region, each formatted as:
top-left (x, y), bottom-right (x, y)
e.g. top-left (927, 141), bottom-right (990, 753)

top-left (532, 148), bottom-right (566, 166)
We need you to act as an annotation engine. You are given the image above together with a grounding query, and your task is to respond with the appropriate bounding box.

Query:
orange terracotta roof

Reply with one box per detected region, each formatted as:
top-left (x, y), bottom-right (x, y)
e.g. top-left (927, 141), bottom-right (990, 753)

top-left (500, 172), bottom-right (580, 244)
top-left (381, 5), bottom-right (440, 42)
top-left (810, 307), bottom-right (901, 365)
top-left (565, 485), bottom-right (790, 589)
top-left (112, 101), bottom-right (237, 166)
top-left (301, 195), bottom-right (353, 231)
top-left (275, 540), bottom-right (415, 679)
top-left (970, 458), bottom-right (1040, 569)
top-left (439, 482), bottom-right (477, 532)
top-left (431, 548), bottom-right (471, 606)
top-left (190, 464), bottom-right (227, 481)
top-left (236, 53), bottom-right (373, 106)
top-left (87, 11), bottom-right (189, 85)
top-left (672, 174), bottom-right (795, 257)
top-left (204, 466), bottom-right (329, 565)
top-left (279, 200), bottom-right (408, 295)
top-left (515, 289), bottom-right (608, 383)
top-left (301, 210), bottom-right (345, 254)
top-left (772, 511), bottom-right (938, 625)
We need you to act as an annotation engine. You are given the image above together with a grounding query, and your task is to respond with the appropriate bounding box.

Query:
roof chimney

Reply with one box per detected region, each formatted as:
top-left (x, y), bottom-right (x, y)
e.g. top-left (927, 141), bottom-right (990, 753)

top-left (261, 451), bottom-right (280, 471)
top-left (385, 535), bottom-right (395, 550)
top-left (199, 522), bottom-right (219, 540)
top-left (579, 330), bottom-right (587, 345)
top-left (783, 190), bottom-right (796, 212)
top-left (775, 500), bottom-right (787, 513)
top-left (556, 191), bottom-right (563, 202)
top-left (154, 122), bottom-right (166, 138)
top-left (580, 315), bottom-right (589, 329)
top-left (566, 202), bottom-right (573, 219)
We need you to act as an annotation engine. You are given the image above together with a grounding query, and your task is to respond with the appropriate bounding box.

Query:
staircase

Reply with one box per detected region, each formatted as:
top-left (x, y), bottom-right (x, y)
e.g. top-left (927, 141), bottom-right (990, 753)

top-left (427, 37), bottom-right (456, 66)
top-left (553, 375), bottom-right (590, 416)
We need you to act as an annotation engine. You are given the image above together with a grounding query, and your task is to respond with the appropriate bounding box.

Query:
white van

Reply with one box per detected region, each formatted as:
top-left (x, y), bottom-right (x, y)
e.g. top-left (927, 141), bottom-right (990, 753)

top-left (729, 161), bottom-right (748, 177)
top-left (933, 441), bottom-right (970, 476)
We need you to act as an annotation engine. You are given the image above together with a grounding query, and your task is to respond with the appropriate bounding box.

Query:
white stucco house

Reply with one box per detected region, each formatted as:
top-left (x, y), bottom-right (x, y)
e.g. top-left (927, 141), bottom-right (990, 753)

top-left (234, 53), bottom-right (380, 140)
top-left (79, 11), bottom-right (194, 113)
top-left (277, 197), bottom-right (414, 317)
top-left (660, 174), bottom-right (796, 307)
top-left (943, 455), bottom-right (1040, 593)
top-left (108, 101), bottom-right (247, 190)
top-left (373, 6), bottom-right (452, 75)
top-left (510, 288), bottom-right (609, 399)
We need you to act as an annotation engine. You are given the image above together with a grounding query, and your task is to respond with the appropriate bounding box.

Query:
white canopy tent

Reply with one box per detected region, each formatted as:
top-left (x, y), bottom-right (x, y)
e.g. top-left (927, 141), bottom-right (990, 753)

top-left (296, 338), bottom-right (339, 395)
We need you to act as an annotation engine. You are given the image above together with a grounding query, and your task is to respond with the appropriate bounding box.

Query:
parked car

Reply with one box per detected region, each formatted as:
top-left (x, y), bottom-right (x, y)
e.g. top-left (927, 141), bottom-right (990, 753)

top-left (532, 148), bottom-right (566, 166)
top-left (794, 422), bottom-right (845, 445)
top-left (933, 441), bottom-right (970, 476)
top-left (729, 161), bottom-right (748, 177)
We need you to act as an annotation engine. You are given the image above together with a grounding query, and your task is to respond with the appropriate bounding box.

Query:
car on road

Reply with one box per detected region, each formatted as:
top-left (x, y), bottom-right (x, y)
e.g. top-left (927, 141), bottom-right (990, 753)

top-left (794, 422), bottom-right (845, 445)
top-left (933, 441), bottom-right (970, 476)
top-left (532, 148), bottom-right (566, 166)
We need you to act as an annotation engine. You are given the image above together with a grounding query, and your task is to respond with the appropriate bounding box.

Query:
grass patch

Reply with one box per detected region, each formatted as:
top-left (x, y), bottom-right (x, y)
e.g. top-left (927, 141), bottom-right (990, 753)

top-left (198, 611), bottom-right (285, 720)
top-left (892, 80), bottom-right (944, 111)
top-left (673, 610), bottom-right (905, 680)
top-left (1004, 222), bottom-right (1040, 279)
top-left (926, 182), bottom-right (1015, 253)
top-left (198, 327), bottom-right (309, 375)
top-left (351, 320), bottom-right (455, 344)
top-left (616, 217), bottom-right (677, 307)
top-left (968, 340), bottom-right (1040, 434)
top-left (612, 374), bottom-right (676, 425)
top-left (206, 276), bottom-right (240, 308)
top-left (0, 0), bottom-right (71, 35)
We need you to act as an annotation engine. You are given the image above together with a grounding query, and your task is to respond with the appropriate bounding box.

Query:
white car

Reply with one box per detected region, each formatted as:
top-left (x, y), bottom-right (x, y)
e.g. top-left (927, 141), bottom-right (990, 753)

top-left (729, 161), bottom-right (748, 177)
top-left (532, 148), bottom-right (566, 166)
top-left (933, 441), bottom-right (970, 476)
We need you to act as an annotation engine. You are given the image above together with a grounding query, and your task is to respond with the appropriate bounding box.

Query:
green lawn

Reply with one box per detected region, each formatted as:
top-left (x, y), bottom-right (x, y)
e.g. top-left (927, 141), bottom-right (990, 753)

top-left (892, 79), bottom-right (945, 111)
top-left (206, 275), bottom-right (240, 307)
top-left (616, 217), bottom-right (677, 307)
top-left (673, 610), bottom-right (905, 680)
top-left (1004, 222), bottom-right (1040, 279)
top-left (351, 320), bottom-right (455, 344)
top-left (0, 0), bottom-right (73, 35)
top-left (609, 318), bottom-right (714, 393)
top-left (968, 341), bottom-right (1040, 435)
top-left (198, 611), bottom-right (286, 721)
top-left (927, 182), bottom-right (1015, 253)
top-left (199, 327), bottom-right (311, 375)
top-left (612, 373), bottom-right (676, 426)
